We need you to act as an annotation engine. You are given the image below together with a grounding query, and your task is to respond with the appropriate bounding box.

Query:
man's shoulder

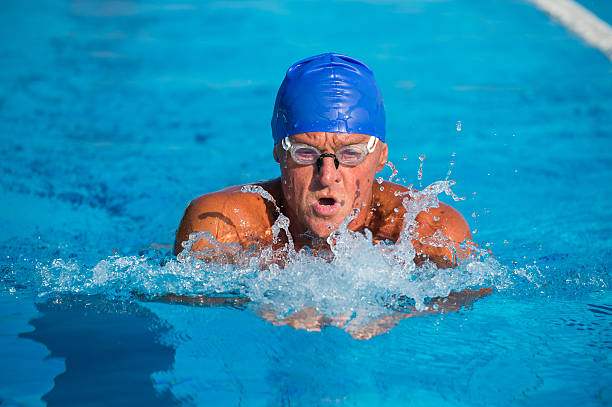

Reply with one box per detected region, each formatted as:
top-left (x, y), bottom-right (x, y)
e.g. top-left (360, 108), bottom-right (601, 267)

top-left (174, 179), bottom-right (281, 254)
top-left (183, 181), bottom-right (280, 235)
top-left (418, 202), bottom-right (472, 242)
top-left (375, 181), bottom-right (472, 243)
top-left (372, 181), bottom-right (410, 217)
top-left (188, 178), bottom-right (282, 215)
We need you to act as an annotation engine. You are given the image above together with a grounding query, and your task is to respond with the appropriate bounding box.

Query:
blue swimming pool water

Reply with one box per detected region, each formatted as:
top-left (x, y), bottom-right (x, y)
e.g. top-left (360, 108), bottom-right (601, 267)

top-left (1, 0), bottom-right (611, 405)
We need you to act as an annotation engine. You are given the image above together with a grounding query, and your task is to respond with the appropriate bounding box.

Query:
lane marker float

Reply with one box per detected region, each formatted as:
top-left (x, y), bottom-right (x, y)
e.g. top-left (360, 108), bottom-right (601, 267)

top-left (527, 0), bottom-right (612, 62)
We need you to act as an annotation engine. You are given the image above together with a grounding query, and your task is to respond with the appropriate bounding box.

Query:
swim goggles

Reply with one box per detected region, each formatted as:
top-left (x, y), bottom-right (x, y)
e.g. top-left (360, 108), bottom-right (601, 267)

top-left (281, 136), bottom-right (378, 172)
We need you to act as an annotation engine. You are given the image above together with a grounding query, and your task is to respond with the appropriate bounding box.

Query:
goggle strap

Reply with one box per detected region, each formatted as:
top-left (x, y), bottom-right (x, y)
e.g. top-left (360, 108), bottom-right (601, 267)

top-left (281, 137), bottom-right (292, 150)
top-left (366, 136), bottom-right (378, 153)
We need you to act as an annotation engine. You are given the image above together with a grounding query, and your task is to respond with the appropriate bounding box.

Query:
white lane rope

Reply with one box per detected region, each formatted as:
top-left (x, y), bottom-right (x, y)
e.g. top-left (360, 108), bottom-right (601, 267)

top-left (527, 0), bottom-right (612, 62)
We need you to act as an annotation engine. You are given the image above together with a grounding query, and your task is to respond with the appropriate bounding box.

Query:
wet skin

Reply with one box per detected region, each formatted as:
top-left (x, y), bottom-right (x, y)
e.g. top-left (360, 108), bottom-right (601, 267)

top-left (174, 132), bottom-right (474, 268)
top-left (275, 132), bottom-right (388, 244)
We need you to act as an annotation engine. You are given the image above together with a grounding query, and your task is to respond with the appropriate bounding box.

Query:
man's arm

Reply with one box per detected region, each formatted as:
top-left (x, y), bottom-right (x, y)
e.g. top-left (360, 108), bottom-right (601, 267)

top-left (173, 191), bottom-right (241, 257)
top-left (258, 287), bottom-right (492, 339)
top-left (373, 182), bottom-right (475, 268)
top-left (414, 202), bottom-right (475, 268)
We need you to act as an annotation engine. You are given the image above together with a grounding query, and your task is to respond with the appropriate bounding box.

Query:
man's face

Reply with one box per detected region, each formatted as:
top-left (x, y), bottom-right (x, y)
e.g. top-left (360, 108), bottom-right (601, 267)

top-left (275, 132), bottom-right (388, 240)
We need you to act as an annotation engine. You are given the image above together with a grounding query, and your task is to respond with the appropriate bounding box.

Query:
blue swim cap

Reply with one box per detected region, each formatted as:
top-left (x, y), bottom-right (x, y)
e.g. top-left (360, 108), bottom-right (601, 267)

top-left (271, 53), bottom-right (385, 145)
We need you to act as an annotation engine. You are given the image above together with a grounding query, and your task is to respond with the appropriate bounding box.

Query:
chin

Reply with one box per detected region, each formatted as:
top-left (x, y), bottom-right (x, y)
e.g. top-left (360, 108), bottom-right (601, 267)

top-left (305, 219), bottom-right (343, 240)
top-left (306, 227), bottom-right (333, 240)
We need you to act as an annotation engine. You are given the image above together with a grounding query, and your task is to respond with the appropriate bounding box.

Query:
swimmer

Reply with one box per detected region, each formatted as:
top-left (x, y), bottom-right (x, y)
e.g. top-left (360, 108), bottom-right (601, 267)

top-left (174, 53), bottom-right (474, 268)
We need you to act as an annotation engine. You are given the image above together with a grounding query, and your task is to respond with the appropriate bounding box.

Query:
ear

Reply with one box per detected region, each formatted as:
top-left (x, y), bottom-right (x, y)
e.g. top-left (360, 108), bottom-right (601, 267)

top-left (376, 142), bottom-right (388, 172)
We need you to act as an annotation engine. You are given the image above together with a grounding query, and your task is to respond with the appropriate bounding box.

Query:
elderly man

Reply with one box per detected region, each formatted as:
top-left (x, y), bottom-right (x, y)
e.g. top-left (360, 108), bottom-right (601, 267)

top-left (174, 53), bottom-right (472, 267)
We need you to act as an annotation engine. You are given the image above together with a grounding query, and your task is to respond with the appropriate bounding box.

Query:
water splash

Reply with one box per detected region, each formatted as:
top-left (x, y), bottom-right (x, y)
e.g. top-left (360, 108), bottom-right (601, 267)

top-left (177, 230), bottom-right (239, 262)
top-left (445, 152), bottom-right (456, 181)
top-left (240, 184), bottom-right (295, 254)
top-left (417, 154), bottom-right (426, 187)
top-left (4, 159), bottom-right (599, 334)
top-left (385, 161), bottom-right (399, 183)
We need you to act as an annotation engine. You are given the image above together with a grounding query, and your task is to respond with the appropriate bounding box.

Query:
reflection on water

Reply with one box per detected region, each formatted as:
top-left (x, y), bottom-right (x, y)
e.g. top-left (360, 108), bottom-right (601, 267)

top-left (22, 295), bottom-right (180, 406)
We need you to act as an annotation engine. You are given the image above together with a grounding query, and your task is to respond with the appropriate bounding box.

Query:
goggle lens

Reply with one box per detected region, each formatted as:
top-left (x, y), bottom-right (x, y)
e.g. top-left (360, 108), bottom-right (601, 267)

top-left (293, 146), bottom-right (320, 163)
top-left (336, 145), bottom-right (367, 166)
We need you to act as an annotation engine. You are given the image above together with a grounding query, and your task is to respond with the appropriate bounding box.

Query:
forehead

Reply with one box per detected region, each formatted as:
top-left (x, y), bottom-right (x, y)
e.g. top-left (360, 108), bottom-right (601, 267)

top-left (290, 132), bottom-right (371, 147)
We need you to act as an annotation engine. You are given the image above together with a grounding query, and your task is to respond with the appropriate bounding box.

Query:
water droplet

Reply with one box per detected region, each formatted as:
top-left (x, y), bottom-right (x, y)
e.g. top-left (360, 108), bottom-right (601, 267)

top-left (471, 212), bottom-right (477, 218)
top-left (376, 177), bottom-right (383, 184)
top-left (456, 121), bottom-right (462, 131)
top-left (379, 186), bottom-right (384, 191)
top-left (417, 155), bottom-right (426, 186)
top-left (394, 208), bottom-right (399, 213)
top-left (433, 216), bottom-right (440, 221)
top-left (445, 164), bottom-right (455, 180)
top-left (385, 161), bottom-right (399, 182)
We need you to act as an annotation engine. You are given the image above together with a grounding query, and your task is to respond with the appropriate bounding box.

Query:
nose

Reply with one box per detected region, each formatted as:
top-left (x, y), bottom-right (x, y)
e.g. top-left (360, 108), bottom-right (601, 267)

top-left (316, 154), bottom-right (341, 185)
top-left (316, 153), bottom-right (339, 172)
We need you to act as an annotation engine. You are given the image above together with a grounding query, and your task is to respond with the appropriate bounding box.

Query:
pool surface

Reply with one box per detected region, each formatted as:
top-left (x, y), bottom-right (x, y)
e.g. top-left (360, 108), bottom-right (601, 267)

top-left (1, 0), bottom-right (611, 405)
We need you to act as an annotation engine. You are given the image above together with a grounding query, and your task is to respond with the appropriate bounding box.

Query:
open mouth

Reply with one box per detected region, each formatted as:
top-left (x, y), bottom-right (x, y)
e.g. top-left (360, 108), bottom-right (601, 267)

top-left (318, 197), bottom-right (336, 206)
top-left (314, 196), bottom-right (340, 217)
